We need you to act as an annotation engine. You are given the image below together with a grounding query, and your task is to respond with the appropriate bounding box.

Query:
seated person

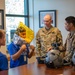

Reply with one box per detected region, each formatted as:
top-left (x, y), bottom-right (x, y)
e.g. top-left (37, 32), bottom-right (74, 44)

top-left (7, 26), bottom-right (35, 68)
top-left (0, 29), bottom-right (8, 71)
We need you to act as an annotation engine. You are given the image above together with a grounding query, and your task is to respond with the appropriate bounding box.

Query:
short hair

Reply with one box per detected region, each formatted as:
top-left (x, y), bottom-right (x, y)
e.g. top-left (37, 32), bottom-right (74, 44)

top-left (65, 16), bottom-right (75, 27)
top-left (0, 29), bottom-right (5, 38)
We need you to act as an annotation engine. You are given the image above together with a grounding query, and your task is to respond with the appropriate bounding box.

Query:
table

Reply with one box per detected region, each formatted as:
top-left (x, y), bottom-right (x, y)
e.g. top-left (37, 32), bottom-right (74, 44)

top-left (0, 62), bottom-right (75, 75)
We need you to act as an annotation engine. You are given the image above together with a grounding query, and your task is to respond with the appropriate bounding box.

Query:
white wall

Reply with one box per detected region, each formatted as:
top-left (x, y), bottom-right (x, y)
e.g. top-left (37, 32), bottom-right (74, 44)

top-left (29, 0), bottom-right (75, 45)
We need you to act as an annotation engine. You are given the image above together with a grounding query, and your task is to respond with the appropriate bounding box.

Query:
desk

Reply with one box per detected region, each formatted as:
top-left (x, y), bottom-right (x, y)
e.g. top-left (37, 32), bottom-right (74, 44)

top-left (0, 62), bottom-right (75, 75)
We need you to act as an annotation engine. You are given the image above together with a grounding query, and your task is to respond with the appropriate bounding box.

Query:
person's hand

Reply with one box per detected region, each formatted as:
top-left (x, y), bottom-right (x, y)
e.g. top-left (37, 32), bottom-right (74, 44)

top-left (46, 47), bottom-right (53, 52)
top-left (30, 45), bottom-right (35, 51)
top-left (20, 44), bottom-right (26, 52)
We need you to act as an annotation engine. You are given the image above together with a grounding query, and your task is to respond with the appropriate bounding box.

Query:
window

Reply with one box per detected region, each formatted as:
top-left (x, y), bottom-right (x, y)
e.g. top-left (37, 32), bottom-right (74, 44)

top-left (5, 0), bottom-right (29, 45)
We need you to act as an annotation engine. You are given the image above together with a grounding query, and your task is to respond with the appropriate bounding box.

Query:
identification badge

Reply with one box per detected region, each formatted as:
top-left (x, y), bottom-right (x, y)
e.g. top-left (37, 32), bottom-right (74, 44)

top-left (24, 56), bottom-right (26, 61)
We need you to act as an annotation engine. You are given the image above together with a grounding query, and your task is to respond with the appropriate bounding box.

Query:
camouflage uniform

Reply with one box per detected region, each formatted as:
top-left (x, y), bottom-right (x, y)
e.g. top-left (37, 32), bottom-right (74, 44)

top-left (63, 31), bottom-right (75, 61)
top-left (36, 26), bottom-right (63, 57)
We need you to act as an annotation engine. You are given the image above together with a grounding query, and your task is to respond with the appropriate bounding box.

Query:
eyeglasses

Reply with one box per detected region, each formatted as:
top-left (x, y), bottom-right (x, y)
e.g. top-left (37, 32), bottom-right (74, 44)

top-left (43, 19), bottom-right (51, 22)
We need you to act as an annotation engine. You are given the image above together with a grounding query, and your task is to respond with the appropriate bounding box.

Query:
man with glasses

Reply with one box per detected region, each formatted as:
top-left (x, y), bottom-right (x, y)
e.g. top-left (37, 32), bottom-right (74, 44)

top-left (36, 14), bottom-right (63, 64)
